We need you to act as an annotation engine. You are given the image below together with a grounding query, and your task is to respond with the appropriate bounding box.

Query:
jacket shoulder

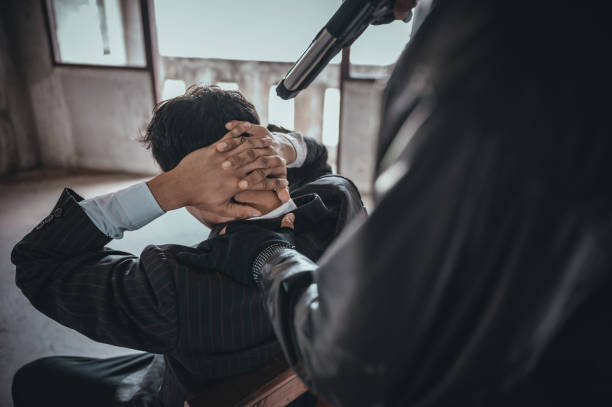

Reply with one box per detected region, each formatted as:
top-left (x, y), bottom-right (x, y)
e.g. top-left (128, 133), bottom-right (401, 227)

top-left (293, 174), bottom-right (367, 231)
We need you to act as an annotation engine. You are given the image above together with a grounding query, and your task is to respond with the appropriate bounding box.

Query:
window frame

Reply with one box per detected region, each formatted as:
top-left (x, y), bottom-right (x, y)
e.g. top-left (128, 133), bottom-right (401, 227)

top-left (43, 0), bottom-right (151, 71)
top-left (42, 0), bottom-right (161, 102)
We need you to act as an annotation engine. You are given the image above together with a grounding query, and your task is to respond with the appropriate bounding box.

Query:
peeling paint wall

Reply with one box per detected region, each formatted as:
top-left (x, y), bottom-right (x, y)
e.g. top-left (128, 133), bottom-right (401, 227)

top-left (2, 0), bottom-right (396, 180)
top-left (4, 0), bottom-right (159, 176)
top-left (58, 68), bottom-right (158, 173)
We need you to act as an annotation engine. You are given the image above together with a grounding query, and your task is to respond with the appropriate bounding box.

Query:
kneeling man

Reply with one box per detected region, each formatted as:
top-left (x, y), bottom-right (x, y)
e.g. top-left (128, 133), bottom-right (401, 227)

top-left (11, 86), bottom-right (365, 407)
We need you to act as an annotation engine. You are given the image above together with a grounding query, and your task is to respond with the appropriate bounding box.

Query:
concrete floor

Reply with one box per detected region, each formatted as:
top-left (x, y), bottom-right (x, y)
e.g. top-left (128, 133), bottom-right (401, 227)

top-left (0, 170), bottom-right (211, 407)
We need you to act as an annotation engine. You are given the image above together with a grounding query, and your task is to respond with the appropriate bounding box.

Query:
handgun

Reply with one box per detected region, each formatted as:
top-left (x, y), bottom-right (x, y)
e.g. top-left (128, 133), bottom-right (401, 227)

top-left (276, 0), bottom-right (411, 100)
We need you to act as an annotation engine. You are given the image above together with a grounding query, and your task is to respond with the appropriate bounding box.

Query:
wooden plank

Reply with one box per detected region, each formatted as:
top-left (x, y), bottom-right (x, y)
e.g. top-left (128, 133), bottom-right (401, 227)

top-left (186, 354), bottom-right (309, 407)
top-left (316, 398), bottom-right (333, 407)
top-left (238, 370), bottom-right (308, 406)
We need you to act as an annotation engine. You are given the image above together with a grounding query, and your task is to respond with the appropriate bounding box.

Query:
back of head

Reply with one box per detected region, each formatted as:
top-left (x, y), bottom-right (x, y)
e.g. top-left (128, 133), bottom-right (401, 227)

top-left (142, 85), bottom-right (260, 171)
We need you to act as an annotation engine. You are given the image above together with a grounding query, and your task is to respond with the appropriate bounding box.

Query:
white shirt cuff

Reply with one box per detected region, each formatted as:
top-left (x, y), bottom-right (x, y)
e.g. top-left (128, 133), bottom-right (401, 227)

top-left (277, 132), bottom-right (307, 168)
top-left (79, 182), bottom-right (164, 239)
top-left (246, 198), bottom-right (298, 221)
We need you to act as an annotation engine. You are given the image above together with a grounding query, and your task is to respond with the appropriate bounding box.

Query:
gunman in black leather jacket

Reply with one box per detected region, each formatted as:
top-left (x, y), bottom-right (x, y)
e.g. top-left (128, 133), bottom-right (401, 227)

top-left (207, 1), bottom-right (612, 406)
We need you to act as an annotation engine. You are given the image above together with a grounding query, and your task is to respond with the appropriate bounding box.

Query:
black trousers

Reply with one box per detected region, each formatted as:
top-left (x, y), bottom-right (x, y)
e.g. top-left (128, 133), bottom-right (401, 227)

top-left (13, 353), bottom-right (317, 407)
top-left (12, 353), bottom-right (154, 407)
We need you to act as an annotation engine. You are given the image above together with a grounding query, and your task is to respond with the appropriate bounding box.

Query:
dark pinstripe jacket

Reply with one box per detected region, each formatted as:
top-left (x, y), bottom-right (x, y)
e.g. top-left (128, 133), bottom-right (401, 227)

top-left (11, 138), bottom-right (366, 406)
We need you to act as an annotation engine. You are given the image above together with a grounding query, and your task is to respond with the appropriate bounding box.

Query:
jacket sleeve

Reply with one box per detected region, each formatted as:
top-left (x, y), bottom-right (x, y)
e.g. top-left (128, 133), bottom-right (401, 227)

top-left (256, 109), bottom-right (605, 406)
top-left (287, 135), bottom-right (332, 189)
top-left (11, 188), bottom-right (178, 353)
top-left (267, 124), bottom-right (332, 189)
top-left (259, 1), bottom-right (612, 405)
top-left (256, 156), bottom-right (475, 406)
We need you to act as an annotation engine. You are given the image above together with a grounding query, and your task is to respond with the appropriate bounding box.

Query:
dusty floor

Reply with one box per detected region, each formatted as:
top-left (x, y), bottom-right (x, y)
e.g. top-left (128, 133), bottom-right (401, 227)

top-left (0, 170), bottom-right (211, 407)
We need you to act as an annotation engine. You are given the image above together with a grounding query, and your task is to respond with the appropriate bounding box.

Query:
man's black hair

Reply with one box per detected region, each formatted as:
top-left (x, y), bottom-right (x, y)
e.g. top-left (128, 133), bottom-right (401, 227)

top-left (141, 85), bottom-right (260, 172)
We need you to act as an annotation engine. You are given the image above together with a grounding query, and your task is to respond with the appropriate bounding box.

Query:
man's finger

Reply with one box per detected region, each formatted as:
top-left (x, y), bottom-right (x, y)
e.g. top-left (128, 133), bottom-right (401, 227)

top-left (217, 136), bottom-right (244, 153)
top-left (222, 202), bottom-right (262, 219)
top-left (280, 213), bottom-right (295, 230)
top-left (218, 122), bottom-right (274, 153)
top-left (225, 120), bottom-right (270, 137)
top-left (223, 148), bottom-right (260, 170)
top-left (240, 166), bottom-right (287, 188)
top-left (276, 187), bottom-right (290, 203)
top-left (240, 155), bottom-right (286, 176)
top-left (220, 137), bottom-right (274, 158)
top-left (222, 145), bottom-right (276, 169)
top-left (238, 124), bottom-right (269, 138)
top-left (227, 139), bottom-right (275, 161)
top-left (216, 122), bottom-right (253, 152)
top-left (225, 120), bottom-right (244, 130)
top-left (240, 177), bottom-right (289, 191)
top-left (235, 190), bottom-right (283, 215)
top-left (234, 190), bottom-right (275, 204)
top-left (225, 122), bottom-right (252, 138)
top-left (225, 121), bottom-right (270, 138)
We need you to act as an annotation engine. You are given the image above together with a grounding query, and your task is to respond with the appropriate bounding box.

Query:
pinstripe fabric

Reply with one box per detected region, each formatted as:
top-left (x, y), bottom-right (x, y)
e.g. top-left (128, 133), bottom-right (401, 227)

top-left (11, 189), bottom-right (288, 406)
top-left (12, 190), bottom-right (178, 353)
top-left (11, 143), bottom-right (364, 406)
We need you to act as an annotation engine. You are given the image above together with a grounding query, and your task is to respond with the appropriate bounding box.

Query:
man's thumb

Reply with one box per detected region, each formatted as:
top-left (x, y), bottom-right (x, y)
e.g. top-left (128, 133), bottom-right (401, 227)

top-left (280, 213), bottom-right (295, 230)
top-left (226, 202), bottom-right (261, 219)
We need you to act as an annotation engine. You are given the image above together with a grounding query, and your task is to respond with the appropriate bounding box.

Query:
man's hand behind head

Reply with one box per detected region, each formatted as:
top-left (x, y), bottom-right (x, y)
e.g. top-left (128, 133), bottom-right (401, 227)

top-left (143, 87), bottom-right (292, 225)
top-left (147, 127), bottom-right (291, 226)
top-left (219, 121), bottom-right (294, 203)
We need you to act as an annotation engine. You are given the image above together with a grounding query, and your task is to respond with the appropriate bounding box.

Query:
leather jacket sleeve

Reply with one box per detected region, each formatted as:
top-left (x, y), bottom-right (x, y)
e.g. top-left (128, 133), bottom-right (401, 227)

top-left (256, 134), bottom-right (486, 406)
top-left (256, 2), bottom-right (612, 406)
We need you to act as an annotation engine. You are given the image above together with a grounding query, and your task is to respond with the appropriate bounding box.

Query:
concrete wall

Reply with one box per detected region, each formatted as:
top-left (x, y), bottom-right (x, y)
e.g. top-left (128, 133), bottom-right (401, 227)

top-left (162, 56), bottom-right (341, 143)
top-left (0, 6), bottom-right (40, 175)
top-left (2, 0), bottom-right (402, 180)
top-left (57, 68), bottom-right (157, 173)
top-left (3, 0), bottom-right (158, 176)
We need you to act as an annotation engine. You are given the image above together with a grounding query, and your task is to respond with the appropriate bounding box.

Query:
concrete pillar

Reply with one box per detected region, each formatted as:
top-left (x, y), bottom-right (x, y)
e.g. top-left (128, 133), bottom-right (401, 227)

top-left (339, 79), bottom-right (382, 196)
top-left (295, 84), bottom-right (324, 141)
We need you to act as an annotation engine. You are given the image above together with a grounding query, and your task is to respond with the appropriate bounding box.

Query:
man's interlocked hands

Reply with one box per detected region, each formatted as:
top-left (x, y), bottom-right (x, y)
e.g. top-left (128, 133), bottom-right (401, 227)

top-left (147, 121), bottom-right (295, 224)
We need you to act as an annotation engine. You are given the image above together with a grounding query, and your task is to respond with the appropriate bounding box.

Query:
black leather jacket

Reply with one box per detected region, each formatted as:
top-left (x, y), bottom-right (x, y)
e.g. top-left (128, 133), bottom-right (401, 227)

top-left (257, 1), bottom-right (612, 406)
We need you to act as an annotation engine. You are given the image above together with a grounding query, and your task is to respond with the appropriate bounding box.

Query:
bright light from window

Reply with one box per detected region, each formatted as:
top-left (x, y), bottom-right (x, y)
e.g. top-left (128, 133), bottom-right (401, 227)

top-left (162, 79), bottom-right (186, 100)
top-left (153, 0), bottom-right (341, 62)
top-left (53, 0), bottom-right (129, 65)
top-left (322, 88), bottom-right (340, 147)
top-left (216, 82), bottom-right (239, 91)
top-left (268, 86), bottom-right (294, 129)
top-left (350, 20), bottom-right (413, 66)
